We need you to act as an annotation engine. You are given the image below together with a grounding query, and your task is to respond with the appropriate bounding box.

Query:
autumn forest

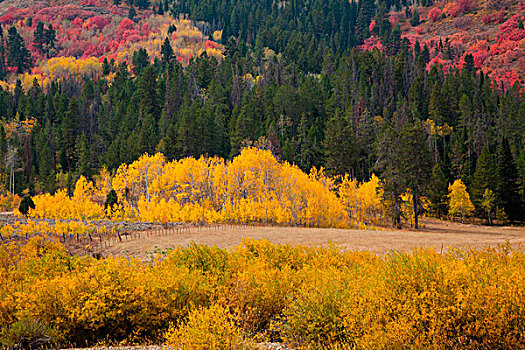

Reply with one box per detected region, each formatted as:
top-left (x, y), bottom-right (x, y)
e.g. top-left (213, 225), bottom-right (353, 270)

top-left (1, 0), bottom-right (525, 348)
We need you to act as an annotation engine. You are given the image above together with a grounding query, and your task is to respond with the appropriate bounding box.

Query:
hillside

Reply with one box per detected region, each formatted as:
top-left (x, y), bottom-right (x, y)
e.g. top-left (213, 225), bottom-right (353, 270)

top-left (363, 0), bottom-right (525, 86)
top-left (0, 0), bottom-right (223, 89)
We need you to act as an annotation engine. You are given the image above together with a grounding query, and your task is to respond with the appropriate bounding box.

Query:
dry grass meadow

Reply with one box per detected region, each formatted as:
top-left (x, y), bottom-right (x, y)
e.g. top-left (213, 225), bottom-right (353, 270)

top-left (91, 219), bottom-right (525, 261)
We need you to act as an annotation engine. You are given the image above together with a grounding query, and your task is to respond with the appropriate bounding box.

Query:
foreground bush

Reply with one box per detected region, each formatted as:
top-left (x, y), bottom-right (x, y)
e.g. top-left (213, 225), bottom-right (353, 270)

top-left (0, 237), bottom-right (524, 349)
top-left (164, 304), bottom-right (244, 350)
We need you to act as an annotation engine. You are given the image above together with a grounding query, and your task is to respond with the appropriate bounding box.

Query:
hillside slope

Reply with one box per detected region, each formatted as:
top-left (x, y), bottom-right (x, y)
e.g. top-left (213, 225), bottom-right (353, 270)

top-left (364, 0), bottom-right (525, 86)
top-left (0, 0), bottom-right (223, 89)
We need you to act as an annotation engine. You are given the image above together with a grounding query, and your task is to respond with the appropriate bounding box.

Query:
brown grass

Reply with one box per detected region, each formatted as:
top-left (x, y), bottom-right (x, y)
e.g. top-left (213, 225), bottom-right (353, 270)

top-left (87, 219), bottom-right (525, 261)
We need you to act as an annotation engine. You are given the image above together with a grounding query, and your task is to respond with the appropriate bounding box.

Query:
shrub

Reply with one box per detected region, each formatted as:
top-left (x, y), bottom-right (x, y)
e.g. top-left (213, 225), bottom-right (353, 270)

top-left (164, 304), bottom-right (243, 350)
top-left (428, 7), bottom-right (442, 22)
top-left (18, 195), bottom-right (35, 216)
top-left (0, 317), bottom-right (57, 350)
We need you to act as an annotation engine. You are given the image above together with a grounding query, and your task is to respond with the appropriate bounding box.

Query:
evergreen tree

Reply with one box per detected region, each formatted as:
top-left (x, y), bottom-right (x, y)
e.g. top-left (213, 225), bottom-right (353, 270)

top-left (428, 163), bottom-right (449, 218)
top-left (410, 8), bottom-right (420, 26)
top-left (7, 26), bottom-right (31, 73)
top-left (496, 137), bottom-right (524, 223)
top-left (0, 28), bottom-right (6, 79)
top-left (138, 65), bottom-right (160, 117)
top-left (76, 133), bottom-right (92, 178)
top-left (398, 121), bottom-right (432, 229)
top-left (132, 48), bottom-right (149, 75)
top-left (470, 145), bottom-right (496, 214)
top-left (45, 24), bottom-right (56, 52)
top-left (463, 53), bottom-right (475, 73)
top-left (355, 0), bottom-right (374, 43)
top-left (324, 110), bottom-right (355, 176)
top-left (128, 2), bottom-right (137, 20)
top-left (161, 37), bottom-right (174, 66)
top-left (136, 0), bottom-right (150, 10)
top-left (33, 22), bottom-right (46, 53)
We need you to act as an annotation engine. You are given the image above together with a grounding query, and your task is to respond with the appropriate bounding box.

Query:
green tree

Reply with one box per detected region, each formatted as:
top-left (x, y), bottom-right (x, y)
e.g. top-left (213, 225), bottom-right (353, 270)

top-left (137, 65), bottom-right (160, 117)
top-left (410, 8), bottom-right (420, 26)
top-left (161, 37), bottom-right (174, 66)
top-left (104, 189), bottom-right (119, 213)
top-left (470, 145), bottom-right (496, 214)
top-left (128, 2), bottom-right (137, 20)
top-left (428, 163), bottom-right (449, 218)
top-left (18, 195), bottom-right (35, 216)
top-left (132, 48), bottom-right (149, 75)
top-left (398, 121), bottom-right (432, 229)
top-left (323, 110), bottom-right (355, 176)
top-left (496, 137), bottom-right (524, 223)
top-left (33, 22), bottom-right (46, 53)
top-left (7, 26), bottom-right (31, 73)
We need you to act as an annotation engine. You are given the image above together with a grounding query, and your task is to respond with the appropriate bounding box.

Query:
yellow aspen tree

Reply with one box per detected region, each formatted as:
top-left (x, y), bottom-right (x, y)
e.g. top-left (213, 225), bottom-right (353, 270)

top-left (448, 179), bottom-right (475, 223)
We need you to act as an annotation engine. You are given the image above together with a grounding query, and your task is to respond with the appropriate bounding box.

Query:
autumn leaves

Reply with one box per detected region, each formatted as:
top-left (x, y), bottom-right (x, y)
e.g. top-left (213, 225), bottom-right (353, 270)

top-left (23, 148), bottom-right (484, 229)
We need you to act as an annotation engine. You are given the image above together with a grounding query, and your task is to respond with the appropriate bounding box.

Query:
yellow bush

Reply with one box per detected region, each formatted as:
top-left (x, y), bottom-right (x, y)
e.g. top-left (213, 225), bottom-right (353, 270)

top-left (1, 239), bottom-right (524, 348)
top-left (164, 304), bottom-right (243, 350)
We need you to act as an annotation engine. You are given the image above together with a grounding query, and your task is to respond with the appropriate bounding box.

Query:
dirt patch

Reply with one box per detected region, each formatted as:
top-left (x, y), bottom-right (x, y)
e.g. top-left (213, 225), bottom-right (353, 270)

top-left (90, 219), bottom-right (525, 261)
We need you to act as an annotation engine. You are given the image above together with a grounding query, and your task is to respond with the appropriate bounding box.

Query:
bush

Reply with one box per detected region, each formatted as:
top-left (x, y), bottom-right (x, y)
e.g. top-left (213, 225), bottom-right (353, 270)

top-left (164, 304), bottom-right (243, 350)
top-left (18, 195), bottom-right (35, 216)
top-left (0, 317), bottom-right (57, 350)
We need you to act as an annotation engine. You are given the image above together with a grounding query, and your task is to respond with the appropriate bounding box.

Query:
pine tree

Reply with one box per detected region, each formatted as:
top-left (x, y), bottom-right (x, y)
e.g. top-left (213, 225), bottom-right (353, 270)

top-left (76, 133), bottom-right (93, 178)
top-left (428, 163), bottom-right (449, 218)
top-left (410, 8), bottom-right (420, 26)
top-left (7, 26), bottom-right (31, 73)
top-left (470, 145), bottom-right (496, 214)
top-left (161, 37), bottom-right (174, 66)
top-left (138, 65), bottom-right (160, 117)
top-left (323, 110), bottom-right (355, 175)
top-left (463, 53), bottom-right (475, 73)
top-left (132, 48), bottom-right (149, 75)
top-left (33, 22), bottom-right (46, 53)
top-left (128, 3), bottom-right (137, 20)
top-left (355, 0), bottom-right (374, 43)
top-left (45, 24), bottom-right (56, 55)
top-left (0, 28), bottom-right (6, 79)
top-left (398, 121), bottom-right (432, 229)
top-left (496, 137), bottom-right (524, 223)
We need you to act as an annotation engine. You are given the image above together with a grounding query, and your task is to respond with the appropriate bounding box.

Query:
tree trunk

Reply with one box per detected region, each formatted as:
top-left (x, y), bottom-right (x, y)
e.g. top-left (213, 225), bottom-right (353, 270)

top-left (413, 190), bottom-right (419, 229)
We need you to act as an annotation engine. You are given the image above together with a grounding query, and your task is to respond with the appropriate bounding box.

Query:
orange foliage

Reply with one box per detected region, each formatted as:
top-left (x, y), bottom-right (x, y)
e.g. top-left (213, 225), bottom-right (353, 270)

top-left (30, 149), bottom-right (387, 229)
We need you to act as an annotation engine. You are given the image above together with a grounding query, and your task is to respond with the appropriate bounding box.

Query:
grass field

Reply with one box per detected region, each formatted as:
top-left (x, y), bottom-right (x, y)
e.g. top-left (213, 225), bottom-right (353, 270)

top-left (87, 219), bottom-right (525, 261)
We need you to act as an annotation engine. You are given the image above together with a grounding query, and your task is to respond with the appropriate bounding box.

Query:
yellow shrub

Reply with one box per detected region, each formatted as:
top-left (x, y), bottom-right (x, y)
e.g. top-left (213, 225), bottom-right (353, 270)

top-left (164, 304), bottom-right (243, 350)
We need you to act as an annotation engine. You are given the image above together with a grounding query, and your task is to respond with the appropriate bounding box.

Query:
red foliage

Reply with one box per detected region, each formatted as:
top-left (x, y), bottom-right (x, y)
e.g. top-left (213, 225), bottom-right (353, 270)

top-left (443, 3), bottom-right (461, 17)
top-left (427, 56), bottom-right (446, 71)
top-left (499, 15), bottom-right (522, 33)
top-left (204, 40), bottom-right (218, 50)
top-left (118, 18), bottom-right (135, 32)
top-left (389, 12), bottom-right (399, 27)
top-left (361, 36), bottom-right (383, 52)
top-left (72, 17), bottom-right (83, 27)
top-left (428, 7), bottom-right (442, 22)
top-left (369, 19), bottom-right (376, 33)
top-left (0, 13), bottom-right (13, 25)
top-left (83, 16), bottom-right (110, 30)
